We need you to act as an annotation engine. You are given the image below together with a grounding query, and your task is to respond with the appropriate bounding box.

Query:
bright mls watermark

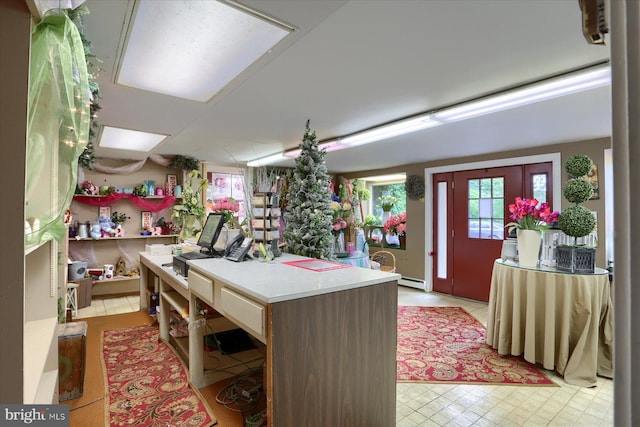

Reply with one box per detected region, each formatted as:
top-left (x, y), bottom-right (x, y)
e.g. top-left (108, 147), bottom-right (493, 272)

top-left (0, 405), bottom-right (68, 426)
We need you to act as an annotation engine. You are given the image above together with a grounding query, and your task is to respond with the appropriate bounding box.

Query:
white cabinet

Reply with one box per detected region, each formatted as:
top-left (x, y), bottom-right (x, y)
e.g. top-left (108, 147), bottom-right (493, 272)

top-left (24, 241), bottom-right (60, 403)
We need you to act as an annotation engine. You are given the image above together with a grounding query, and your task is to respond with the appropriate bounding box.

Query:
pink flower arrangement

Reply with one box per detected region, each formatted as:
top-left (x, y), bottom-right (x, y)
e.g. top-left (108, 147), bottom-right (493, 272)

top-left (506, 197), bottom-right (559, 232)
top-left (384, 212), bottom-right (407, 236)
top-left (209, 197), bottom-right (239, 226)
top-left (331, 200), bottom-right (351, 235)
top-left (332, 217), bottom-right (347, 233)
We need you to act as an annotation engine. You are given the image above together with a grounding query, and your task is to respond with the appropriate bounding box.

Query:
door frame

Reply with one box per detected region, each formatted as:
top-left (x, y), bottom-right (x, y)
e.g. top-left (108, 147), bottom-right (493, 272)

top-left (424, 153), bottom-right (562, 292)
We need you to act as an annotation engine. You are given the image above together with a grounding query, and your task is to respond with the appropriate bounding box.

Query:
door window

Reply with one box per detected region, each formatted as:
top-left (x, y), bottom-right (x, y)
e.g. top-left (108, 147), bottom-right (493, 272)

top-left (467, 177), bottom-right (504, 240)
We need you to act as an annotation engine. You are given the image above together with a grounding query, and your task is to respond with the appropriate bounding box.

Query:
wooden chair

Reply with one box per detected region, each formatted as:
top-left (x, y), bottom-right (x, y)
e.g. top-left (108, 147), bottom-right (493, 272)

top-left (370, 250), bottom-right (396, 273)
top-left (364, 225), bottom-right (386, 249)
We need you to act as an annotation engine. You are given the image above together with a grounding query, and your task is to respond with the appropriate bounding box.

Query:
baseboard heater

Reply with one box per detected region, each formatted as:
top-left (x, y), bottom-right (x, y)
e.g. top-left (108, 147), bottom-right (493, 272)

top-left (398, 277), bottom-right (425, 289)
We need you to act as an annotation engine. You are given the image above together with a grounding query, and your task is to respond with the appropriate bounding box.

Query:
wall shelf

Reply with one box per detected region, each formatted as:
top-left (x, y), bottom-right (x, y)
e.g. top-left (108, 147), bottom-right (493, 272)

top-left (72, 193), bottom-right (177, 213)
top-left (69, 234), bottom-right (178, 242)
top-left (93, 275), bottom-right (139, 284)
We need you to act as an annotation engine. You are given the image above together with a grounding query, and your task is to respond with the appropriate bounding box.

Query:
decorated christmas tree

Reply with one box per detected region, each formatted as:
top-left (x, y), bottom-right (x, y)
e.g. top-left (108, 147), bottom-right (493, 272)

top-left (283, 120), bottom-right (334, 259)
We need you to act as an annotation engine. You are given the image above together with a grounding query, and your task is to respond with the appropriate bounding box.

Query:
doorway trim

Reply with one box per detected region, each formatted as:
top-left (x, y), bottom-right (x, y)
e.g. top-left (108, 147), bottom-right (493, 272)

top-left (424, 152), bottom-right (561, 292)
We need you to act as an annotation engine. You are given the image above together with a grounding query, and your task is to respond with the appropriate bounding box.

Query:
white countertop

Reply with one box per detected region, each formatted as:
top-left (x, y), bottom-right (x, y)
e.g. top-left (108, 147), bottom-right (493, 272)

top-left (140, 252), bottom-right (400, 304)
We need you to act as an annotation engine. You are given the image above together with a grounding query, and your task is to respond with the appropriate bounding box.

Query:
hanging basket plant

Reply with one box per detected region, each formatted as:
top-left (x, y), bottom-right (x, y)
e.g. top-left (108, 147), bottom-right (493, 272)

top-left (405, 175), bottom-right (425, 200)
top-left (168, 155), bottom-right (200, 171)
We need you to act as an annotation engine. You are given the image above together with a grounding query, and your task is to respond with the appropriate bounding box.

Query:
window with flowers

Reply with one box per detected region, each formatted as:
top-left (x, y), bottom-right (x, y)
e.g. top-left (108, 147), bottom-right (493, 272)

top-left (371, 182), bottom-right (406, 220)
top-left (383, 212), bottom-right (406, 236)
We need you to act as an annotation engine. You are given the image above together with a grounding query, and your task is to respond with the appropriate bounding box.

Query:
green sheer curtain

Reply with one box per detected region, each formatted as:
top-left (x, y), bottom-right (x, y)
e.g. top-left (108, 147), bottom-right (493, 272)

top-left (26, 10), bottom-right (90, 246)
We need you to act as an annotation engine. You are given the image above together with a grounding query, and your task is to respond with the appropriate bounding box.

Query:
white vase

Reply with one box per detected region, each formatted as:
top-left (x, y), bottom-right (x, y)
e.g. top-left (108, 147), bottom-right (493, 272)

top-left (335, 231), bottom-right (345, 253)
top-left (383, 211), bottom-right (392, 222)
top-left (517, 229), bottom-right (542, 268)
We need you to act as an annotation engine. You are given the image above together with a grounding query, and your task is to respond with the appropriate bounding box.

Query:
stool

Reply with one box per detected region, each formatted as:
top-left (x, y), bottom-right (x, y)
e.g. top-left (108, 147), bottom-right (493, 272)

top-left (66, 283), bottom-right (79, 318)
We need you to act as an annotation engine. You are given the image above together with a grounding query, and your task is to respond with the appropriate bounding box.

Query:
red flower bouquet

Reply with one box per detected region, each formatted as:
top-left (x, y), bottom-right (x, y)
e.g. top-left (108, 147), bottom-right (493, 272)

top-left (506, 197), bottom-right (559, 233)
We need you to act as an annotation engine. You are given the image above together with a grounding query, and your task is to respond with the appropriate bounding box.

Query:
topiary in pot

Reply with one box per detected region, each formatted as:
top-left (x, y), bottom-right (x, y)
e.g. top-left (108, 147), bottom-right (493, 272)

top-left (556, 154), bottom-right (597, 272)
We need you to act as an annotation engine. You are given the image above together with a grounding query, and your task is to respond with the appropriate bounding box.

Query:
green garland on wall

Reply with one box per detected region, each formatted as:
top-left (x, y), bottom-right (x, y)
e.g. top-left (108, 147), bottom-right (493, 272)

top-left (68, 5), bottom-right (101, 170)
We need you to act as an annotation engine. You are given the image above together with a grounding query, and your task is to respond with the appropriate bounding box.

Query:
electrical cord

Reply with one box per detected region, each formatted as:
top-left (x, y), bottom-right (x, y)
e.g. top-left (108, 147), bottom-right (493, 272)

top-left (215, 368), bottom-right (263, 412)
top-left (203, 320), bottom-right (266, 414)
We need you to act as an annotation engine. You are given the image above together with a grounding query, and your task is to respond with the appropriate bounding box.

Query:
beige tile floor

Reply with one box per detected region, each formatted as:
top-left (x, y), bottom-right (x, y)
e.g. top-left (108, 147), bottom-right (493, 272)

top-left (76, 294), bottom-right (141, 318)
top-left (76, 287), bottom-right (614, 426)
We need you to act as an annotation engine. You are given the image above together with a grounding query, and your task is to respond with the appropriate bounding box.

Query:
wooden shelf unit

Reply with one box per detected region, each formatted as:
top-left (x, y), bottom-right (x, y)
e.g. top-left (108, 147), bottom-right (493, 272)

top-left (151, 260), bottom-right (264, 388)
top-left (69, 235), bottom-right (177, 297)
top-left (70, 234), bottom-right (178, 241)
top-left (251, 193), bottom-right (281, 252)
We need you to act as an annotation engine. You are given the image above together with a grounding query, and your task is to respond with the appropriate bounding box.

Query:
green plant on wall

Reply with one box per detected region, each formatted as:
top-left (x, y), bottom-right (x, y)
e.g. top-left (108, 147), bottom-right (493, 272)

top-left (68, 5), bottom-right (101, 170)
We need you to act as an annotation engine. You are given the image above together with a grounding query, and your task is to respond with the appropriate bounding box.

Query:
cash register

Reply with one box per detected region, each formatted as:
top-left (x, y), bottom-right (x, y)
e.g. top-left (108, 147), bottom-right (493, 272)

top-left (173, 212), bottom-right (225, 277)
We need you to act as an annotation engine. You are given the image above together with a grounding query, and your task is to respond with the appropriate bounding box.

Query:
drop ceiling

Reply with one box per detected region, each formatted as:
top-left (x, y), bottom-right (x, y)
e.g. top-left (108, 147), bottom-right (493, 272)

top-left (81, 0), bottom-right (611, 174)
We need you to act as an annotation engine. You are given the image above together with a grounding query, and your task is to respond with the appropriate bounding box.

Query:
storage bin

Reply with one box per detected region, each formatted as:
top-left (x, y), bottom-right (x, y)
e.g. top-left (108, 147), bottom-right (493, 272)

top-left (58, 321), bottom-right (88, 401)
top-left (556, 246), bottom-right (596, 273)
top-left (68, 261), bottom-right (88, 281)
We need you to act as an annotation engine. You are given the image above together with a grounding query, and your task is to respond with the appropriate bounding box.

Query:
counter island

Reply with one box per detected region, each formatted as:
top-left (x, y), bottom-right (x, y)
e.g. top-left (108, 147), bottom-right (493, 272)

top-left (139, 252), bottom-right (399, 427)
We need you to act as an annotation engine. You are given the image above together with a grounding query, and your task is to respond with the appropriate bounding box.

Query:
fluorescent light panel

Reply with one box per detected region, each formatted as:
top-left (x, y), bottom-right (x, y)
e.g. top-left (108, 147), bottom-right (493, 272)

top-left (247, 152), bottom-right (287, 167)
top-left (283, 139), bottom-right (343, 158)
top-left (99, 126), bottom-right (168, 152)
top-left (434, 66), bottom-right (611, 122)
top-left (247, 64), bottom-right (610, 166)
top-left (358, 173), bottom-right (406, 183)
top-left (340, 115), bottom-right (439, 147)
top-left (117, 0), bottom-right (292, 102)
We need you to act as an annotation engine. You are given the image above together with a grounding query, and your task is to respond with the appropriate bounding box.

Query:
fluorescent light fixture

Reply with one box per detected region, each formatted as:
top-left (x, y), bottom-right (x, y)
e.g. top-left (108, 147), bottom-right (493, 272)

top-left (247, 152), bottom-right (287, 167)
top-left (341, 64), bottom-right (610, 147)
top-left (99, 126), bottom-right (168, 152)
top-left (340, 115), bottom-right (439, 147)
top-left (359, 173), bottom-right (406, 183)
top-left (117, 0), bottom-right (292, 102)
top-left (246, 64), bottom-right (610, 166)
top-left (434, 65), bottom-right (611, 122)
top-left (283, 139), bottom-right (343, 158)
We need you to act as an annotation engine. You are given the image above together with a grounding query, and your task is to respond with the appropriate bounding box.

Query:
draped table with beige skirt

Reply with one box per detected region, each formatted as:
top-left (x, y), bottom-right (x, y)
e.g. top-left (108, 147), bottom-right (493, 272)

top-left (486, 259), bottom-right (613, 387)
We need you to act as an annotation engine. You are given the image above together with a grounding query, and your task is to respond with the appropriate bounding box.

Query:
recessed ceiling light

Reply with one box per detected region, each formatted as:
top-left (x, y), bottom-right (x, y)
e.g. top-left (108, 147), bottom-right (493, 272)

top-left (117, 0), bottom-right (293, 102)
top-left (99, 126), bottom-right (168, 152)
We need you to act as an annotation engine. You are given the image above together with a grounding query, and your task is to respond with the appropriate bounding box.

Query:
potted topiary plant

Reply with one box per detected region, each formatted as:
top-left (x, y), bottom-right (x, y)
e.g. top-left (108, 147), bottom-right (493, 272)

top-left (556, 154), bottom-right (597, 273)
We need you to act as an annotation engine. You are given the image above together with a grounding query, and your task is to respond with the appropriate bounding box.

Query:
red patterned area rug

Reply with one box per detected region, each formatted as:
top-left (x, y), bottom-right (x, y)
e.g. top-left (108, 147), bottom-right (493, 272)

top-left (102, 325), bottom-right (217, 426)
top-left (397, 306), bottom-right (556, 385)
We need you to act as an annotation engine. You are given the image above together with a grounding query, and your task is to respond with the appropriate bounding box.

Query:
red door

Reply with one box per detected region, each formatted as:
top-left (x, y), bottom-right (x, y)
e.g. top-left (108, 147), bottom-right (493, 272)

top-left (432, 163), bottom-right (552, 301)
top-left (432, 173), bottom-right (453, 294)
